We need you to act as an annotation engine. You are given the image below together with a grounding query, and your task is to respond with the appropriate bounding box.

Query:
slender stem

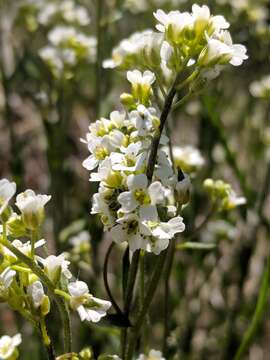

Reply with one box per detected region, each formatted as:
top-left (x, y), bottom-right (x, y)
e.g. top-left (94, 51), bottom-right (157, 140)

top-left (30, 229), bottom-right (38, 258)
top-left (121, 250), bottom-right (140, 359)
top-left (146, 78), bottom-right (178, 181)
top-left (233, 254), bottom-right (270, 360)
top-left (126, 251), bottom-right (167, 360)
top-left (40, 318), bottom-right (56, 360)
top-left (103, 242), bottom-right (124, 315)
top-left (139, 251), bottom-right (145, 311)
top-left (124, 251), bottom-right (140, 314)
top-left (162, 239), bottom-right (176, 355)
top-left (0, 232), bottom-right (72, 353)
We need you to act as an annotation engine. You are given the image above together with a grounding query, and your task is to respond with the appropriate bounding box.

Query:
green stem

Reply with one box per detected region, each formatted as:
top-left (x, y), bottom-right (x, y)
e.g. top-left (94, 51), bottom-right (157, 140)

top-left (31, 229), bottom-right (38, 259)
top-left (0, 232), bottom-right (72, 353)
top-left (233, 254), bottom-right (270, 360)
top-left (162, 239), bottom-right (176, 355)
top-left (126, 251), bottom-right (167, 360)
top-left (146, 77), bottom-right (178, 181)
top-left (139, 251), bottom-right (145, 311)
top-left (121, 250), bottom-right (140, 359)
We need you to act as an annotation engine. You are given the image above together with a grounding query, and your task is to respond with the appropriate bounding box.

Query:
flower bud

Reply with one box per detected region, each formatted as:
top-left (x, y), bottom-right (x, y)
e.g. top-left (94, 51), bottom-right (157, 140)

top-left (120, 92), bottom-right (135, 109)
top-left (7, 213), bottom-right (27, 238)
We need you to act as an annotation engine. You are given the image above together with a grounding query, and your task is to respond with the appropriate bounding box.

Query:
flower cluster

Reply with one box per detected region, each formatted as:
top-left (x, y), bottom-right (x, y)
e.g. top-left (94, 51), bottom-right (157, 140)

top-left (18, 0), bottom-right (95, 78)
top-left (20, 0), bottom-right (90, 30)
top-left (105, 4), bottom-right (248, 82)
top-left (39, 25), bottom-right (96, 78)
top-left (203, 178), bottom-right (246, 211)
top-left (0, 179), bottom-right (111, 332)
top-left (83, 70), bottom-right (186, 255)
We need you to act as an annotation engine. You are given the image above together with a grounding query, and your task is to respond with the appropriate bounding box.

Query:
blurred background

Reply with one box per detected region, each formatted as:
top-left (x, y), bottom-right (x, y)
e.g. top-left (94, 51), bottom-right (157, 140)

top-left (0, 0), bottom-right (270, 359)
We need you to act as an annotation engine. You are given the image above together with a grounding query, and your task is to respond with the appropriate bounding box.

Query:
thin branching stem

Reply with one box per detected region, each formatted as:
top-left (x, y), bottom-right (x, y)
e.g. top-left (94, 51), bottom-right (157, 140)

top-left (103, 242), bottom-right (124, 315)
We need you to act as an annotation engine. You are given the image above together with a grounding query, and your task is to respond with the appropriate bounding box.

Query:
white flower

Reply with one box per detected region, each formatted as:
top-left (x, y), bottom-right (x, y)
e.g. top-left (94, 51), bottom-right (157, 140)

top-left (137, 349), bottom-right (165, 360)
top-left (39, 254), bottom-right (72, 283)
top-left (0, 268), bottom-right (16, 292)
top-left (16, 190), bottom-right (51, 229)
top-left (4, 239), bottom-right (46, 260)
top-left (91, 191), bottom-right (116, 228)
top-left (68, 281), bottom-right (111, 322)
top-left (27, 281), bottom-right (46, 308)
top-left (148, 216), bottom-right (185, 254)
top-left (199, 32), bottom-right (248, 67)
top-left (0, 179), bottom-right (16, 215)
top-left (111, 143), bottom-right (147, 172)
top-left (154, 9), bottom-right (193, 40)
top-left (171, 146), bottom-right (205, 173)
top-left (0, 333), bottom-right (21, 359)
top-left (192, 4), bottom-right (229, 33)
top-left (224, 190), bottom-right (246, 210)
top-left (82, 136), bottom-right (113, 171)
top-left (109, 212), bottom-right (151, 252)
top-left (127, 70), bottom-right (155, 86)
top-left (103, 29), bottom-right (159, 69)
top-left (118, 174), bottom-right (165, 213)
top-left (129, 105), bottom-right (159, 137)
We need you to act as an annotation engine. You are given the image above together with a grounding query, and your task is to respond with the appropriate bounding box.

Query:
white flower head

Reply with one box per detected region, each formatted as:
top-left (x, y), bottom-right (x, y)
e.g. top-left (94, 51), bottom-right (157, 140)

top-left (16, 190), bottom-right (51, 229)
top-left (0, 333), bottom-right (21, 359)
top-left (39, 253), bottom-right (72, 283)
top-left (127, 70), bottom-right (155, 86)
top-left (0, 179), bottom-right (16, 215)
top-left (154, 9), bottom-right (193, 44)
top-left (118, 174), bottom-right (165, 213)
top-left (199, 32), bottom-right (248, 67)
top-left (68, 281), bottom-right (111, 323)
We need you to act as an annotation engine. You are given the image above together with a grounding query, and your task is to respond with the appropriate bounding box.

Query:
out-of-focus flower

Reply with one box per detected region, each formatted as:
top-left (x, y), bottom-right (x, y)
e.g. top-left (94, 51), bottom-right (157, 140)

top-left (203, 178), bottom-right (246, 211)
top-left (68, 281), bottom-right (111, 323)
top-left (137, 349), bottom-right (165, 360)
top-left (0, 333), bottom-right (21, 360)
top-left (171, 146), bottom-right (205, 174)
top-left (250, 75), bottom-right (270, 98)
